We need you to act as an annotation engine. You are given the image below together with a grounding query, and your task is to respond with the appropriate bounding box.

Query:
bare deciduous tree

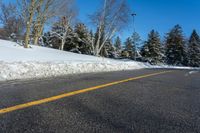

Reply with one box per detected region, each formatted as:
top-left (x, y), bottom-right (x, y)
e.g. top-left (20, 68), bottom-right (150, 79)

top-left (19, 0), bottom-right (77, 48)
top-left (90, 0), bottom-right (130, 56)
top-left (33, 0), bottom-right (77, 45)
top-left (0, 2), bottom-right (24, 39)
top-left (19, 0), bottom-right (40, 48)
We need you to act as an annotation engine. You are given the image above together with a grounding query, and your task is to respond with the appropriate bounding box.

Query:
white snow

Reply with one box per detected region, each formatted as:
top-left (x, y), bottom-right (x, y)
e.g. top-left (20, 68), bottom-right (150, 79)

top-left (188, 71), bottom-right (199, 74)
top-left (150, 64), bottom-right (200, 70)
top-left (0, 39), bottom-right (199, 81)
top-left (0, 39), bottom-right (149, 81)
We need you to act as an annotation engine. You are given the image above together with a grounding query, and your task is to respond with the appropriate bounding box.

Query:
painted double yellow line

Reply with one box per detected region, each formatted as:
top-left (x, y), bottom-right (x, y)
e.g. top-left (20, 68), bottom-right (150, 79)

top-left (0, 71), bottom-right (172, 115)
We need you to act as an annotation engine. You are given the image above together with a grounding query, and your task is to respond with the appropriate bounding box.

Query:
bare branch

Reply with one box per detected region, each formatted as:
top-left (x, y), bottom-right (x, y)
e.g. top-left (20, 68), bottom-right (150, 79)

top-left (90, 0), bottom-right (130, 56)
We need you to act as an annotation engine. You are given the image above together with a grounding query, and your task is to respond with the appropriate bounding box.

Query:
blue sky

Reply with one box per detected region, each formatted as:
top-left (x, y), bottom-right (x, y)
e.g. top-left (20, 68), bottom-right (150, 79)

top-left (3, 0), bottom-right (200, 41)
top-left (76, 0), bottom-right (200, 41)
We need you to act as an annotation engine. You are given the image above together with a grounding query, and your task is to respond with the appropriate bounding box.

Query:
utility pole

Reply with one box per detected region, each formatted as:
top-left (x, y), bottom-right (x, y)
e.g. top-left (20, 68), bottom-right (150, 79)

top-left (131, 13), bottom-right (136, 33)
top-left (131, 13), bottom-right (137, 61)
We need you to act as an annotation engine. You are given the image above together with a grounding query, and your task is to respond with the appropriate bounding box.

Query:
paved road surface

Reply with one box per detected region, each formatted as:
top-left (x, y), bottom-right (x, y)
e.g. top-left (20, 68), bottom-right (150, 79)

top-left (0, 69), bottom-right (200, 133)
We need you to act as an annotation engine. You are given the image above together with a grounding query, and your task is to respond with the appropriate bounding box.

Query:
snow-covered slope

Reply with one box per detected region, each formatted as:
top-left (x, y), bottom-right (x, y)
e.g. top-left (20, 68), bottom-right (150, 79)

top-left (0, 40), bottom-right (149, 81)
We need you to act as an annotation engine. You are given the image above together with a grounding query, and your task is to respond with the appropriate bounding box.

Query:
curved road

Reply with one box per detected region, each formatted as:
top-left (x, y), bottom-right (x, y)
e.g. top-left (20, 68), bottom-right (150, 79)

top-left (0, 69), bottom-right (200, 133)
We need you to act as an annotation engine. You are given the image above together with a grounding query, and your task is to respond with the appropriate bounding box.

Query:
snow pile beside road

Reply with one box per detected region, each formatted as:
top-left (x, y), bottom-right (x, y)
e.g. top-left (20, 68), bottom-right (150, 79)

top-left (0, 61), bottom-right (148, 81)
top-left (0, 40), bottom-right (149, 81)
top-left (151, 64), bottom-right (200, 70)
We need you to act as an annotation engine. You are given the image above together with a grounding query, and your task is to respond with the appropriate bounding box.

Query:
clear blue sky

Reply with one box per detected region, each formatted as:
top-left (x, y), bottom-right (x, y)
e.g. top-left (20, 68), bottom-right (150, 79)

top-left (3, 0), bottom-right (200, 41)
top-left (76, 0), bottom-right (200, 41)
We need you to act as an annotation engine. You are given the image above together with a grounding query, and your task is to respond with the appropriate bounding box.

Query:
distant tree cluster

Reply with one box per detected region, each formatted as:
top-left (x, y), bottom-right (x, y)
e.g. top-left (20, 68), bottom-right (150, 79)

top-left (141, 25), bottom-right (200, 67)
top-left (0, 0), bottom-right (200, 67)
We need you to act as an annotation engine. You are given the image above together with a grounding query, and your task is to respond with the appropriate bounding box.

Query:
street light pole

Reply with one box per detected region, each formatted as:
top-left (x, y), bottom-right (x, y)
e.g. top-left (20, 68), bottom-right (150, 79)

top-left (131, 13), bottom-right (137, 61)
top-left (131, 13), bottom-right (136, 33)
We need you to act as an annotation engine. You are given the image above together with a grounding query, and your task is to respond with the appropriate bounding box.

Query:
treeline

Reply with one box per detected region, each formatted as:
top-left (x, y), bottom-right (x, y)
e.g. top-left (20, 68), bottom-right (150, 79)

top-left (0, 0), bottom-right (200, 67)
top-left (44, 22), bottom-right (200, 67)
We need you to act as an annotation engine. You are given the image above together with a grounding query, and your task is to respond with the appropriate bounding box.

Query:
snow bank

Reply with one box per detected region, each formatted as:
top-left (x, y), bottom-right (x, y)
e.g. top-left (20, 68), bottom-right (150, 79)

top-left (1, 40), bottom-right (199, 81)
top-left (0, 40), bottom-right (149, 81)
top-left (151, 64), bottom-right (200, 70)
top-left (0, 61), bottom-right (148, 81)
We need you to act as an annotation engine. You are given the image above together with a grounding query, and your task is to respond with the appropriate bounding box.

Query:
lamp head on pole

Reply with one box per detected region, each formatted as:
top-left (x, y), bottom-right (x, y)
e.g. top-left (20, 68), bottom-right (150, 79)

top-left (131, 13), bottom-right (136, 16)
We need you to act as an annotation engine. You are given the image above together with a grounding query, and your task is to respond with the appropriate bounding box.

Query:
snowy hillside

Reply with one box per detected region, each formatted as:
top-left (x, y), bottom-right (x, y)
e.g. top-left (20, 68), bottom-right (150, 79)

top-left (0, 40), bottom-right (150, 81)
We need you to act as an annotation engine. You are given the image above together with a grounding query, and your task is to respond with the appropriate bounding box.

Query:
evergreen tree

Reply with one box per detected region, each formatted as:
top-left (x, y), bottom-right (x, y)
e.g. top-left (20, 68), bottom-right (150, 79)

top-left (114, 36), bottom-right (122, 58)
top-left (165, 25), bottom-right (187, 65)
top-left (124, 37), bottom-right (135, 58)
top-left (89, 30), bottom-right (95, 53)
top-left (49, 17), bottom-right (74, 50)
top-left (100, 40), bottom-right (116, 58)
top-left (114, 36), bottom-right (122, 51)
top-left (131, 32), bottom-right (141, 60)
top-left (188, 30), bottom-right (200, 67)
top-left (73, 23), bottom-right (92, 54)
top-left (89, 30), bottom-right (94, 43)
top-left (141, 30), bottom-right (163, 64)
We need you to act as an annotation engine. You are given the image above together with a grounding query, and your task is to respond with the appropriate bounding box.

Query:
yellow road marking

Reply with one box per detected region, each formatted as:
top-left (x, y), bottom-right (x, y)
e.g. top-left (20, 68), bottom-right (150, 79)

top-left (0, 71), bottom-right (172, 115)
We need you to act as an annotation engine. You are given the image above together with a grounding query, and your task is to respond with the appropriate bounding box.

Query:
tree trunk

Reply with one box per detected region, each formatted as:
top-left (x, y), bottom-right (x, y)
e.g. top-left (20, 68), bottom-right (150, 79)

top-left (33, 34), bottom-right (39, 45)
top-left (93, 0), bottom-right (107, 56)
top-left (24, 22), bottom-right (32, 48)
top-left (33, 0), bottom-right (45, 45)
top-left (33, 23), bottom-right (44, 45)
top-left (60, 39), bottom-right (65, 51)
top-left (24, 0), bottom-right (35, 48)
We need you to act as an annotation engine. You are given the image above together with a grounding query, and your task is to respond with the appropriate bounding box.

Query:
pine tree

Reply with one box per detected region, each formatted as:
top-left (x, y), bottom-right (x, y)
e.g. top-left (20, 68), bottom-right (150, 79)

top-left (165, 25), bottom-right (187, 66)
top-left (100, 40), bottom-right (116, 58)
top-left (141, 30), bottom-right (163, 64)
top-left (50, 17), bottom-right (74, 50)
top-left (124, 37), bottom-right (135, 59)
top-left (89, 30), bottom-right (95, 53)
top-left (131, 32), bottom-right (141, 60)
top-left (114, 36), bottom-right (122, 51)
top-left (188, 30), bottom-right (200, 67)
top-left (114, 36), bottom-right (122, 58)
top-left (73, 23), bottom-right (92, 54)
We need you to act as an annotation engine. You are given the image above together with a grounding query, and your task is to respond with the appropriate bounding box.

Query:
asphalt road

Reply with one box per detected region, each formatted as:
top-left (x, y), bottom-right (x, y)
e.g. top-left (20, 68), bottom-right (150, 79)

top-left (0, 69), bottom-right (200, 133)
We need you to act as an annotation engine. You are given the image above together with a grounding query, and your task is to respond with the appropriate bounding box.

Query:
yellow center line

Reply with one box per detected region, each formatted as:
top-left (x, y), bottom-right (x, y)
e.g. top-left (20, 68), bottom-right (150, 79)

top-left (0, 71), bottom-right (172, 115)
